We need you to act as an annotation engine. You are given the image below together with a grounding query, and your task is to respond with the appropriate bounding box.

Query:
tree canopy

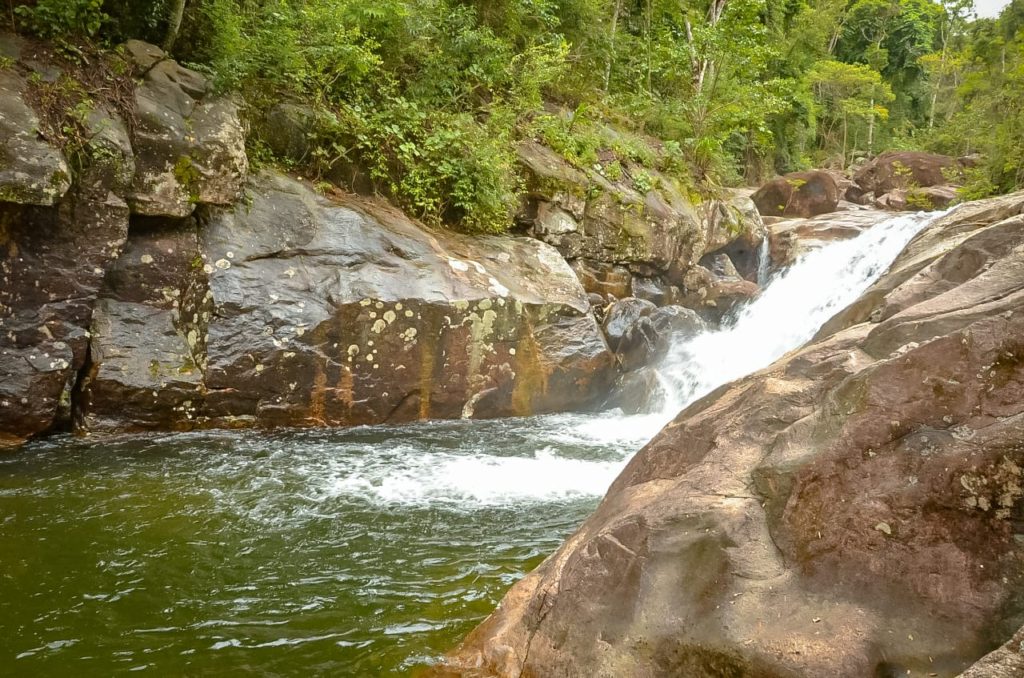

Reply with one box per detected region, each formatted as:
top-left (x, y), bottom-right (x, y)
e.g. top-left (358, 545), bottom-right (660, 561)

top-left (8, 0), bottom-right (1024, 229)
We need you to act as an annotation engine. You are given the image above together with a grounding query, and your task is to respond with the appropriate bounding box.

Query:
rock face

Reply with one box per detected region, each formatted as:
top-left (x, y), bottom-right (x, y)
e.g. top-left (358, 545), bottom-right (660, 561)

top-left (854, 151), bottom-right (962, 199)
top-left (959, 624), bottom-right (1024, 677)
top-left (0, 37), bottom-right (250, 446)
top-left (752, 170), bottom-right (840, 218)
top-left (0, 196), bottom-right (129, 445)
top-left (605, 305), bottom-right (707, 413)
top-left (77, 172), bottom-right (616, 432)
top-left (436, 191), bottom-right (1024, 677)
top-left (126, 42), bottom-right (248, 217)
top-left (875, 184), bottom-right (959, 212)
top-left (519, 141), bottom-right (703, 272)
top-left (518, 143), bottom-right (764, 313)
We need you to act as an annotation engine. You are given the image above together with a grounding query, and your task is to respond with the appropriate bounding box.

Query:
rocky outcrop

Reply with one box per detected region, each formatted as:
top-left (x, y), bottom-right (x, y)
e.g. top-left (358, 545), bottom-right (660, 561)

top-left (604, 304), bottom-right (706, 413)
top-left (518, 143), bottom-right (765, 313)
top-left (0, 38), bottom-right (137, 445)
top-left (0, 196), bottom-right (129, 445)
top-left (519, 141), bottom-right (703, 272)
top-left (436, 191), bottom-right (1024, 677)
top-left (76, 172), bottom-right (616, 432)
top-left (854, 151), bottom-right (959, 195)
top-left (125, 41), bottom-right (248, 217)
top-left (959, 624), bottom-right (1024, 677)
top-left (752, 170), bottom-right (840, 218)
top-left (673, 264), bottom-right (760, 321)
top-left (0, 64), bottom-right (70, 205)
top-left (875, 184), bottom-right (959, 211)
top-left (0, 37), bottom-right (249, 446)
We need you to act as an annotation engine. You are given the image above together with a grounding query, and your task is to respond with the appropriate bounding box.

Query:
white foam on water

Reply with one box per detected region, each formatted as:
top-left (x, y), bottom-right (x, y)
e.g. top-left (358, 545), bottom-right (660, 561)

top-left (322, 445), bottom-right (628, 506)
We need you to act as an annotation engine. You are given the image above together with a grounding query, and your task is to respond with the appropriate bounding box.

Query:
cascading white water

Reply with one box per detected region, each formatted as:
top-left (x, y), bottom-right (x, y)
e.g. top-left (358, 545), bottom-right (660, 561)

top-left (653, 209), bottom-right (945, 417)
top-left (305, 209), bottom-right (948, 507)
top-left (756, 235), bottom-right (772, 287)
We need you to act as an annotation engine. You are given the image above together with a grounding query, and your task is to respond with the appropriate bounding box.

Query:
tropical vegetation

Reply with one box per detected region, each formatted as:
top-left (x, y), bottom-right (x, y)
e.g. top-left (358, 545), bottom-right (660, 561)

top-left (8, 0), bottom-right (1024, 230)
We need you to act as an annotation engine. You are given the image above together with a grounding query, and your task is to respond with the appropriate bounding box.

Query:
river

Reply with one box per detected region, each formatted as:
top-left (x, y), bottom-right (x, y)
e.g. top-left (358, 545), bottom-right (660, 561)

top-left (0, 209), bottom-right (940, 675)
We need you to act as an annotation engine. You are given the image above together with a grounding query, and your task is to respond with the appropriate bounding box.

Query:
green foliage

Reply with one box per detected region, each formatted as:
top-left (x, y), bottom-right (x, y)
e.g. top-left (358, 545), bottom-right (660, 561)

top-left (15, 0), bottom-right (108, 40)
top-left (16, 0), bottom-right (1023, 229)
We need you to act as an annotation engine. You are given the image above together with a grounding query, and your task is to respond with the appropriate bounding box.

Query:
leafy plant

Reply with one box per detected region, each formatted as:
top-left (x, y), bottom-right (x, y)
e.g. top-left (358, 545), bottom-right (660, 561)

top-left (16, 0), bottom-right (108, 40)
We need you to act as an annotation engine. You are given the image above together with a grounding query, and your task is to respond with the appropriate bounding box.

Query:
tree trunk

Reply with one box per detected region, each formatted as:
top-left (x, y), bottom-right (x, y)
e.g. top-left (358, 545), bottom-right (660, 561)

top-left (163, 0), bottom-right (187, 54)
top-left (686, 0), bottom-right (727, 95)
top-left (868, 98), bottom-right (875, 153)
top-left (645, 0), bottom-right (653, 95)
top-left (603, 0), bottom-right (623, 93)
top-left (842, 114), bottom-right (848, 168)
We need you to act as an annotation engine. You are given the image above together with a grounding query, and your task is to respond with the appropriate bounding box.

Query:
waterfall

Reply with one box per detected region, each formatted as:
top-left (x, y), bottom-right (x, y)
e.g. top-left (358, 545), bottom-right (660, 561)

top-left (652, 209), bottom-right (944, 418)
top-left (756, 235), bottom-right (771, 287)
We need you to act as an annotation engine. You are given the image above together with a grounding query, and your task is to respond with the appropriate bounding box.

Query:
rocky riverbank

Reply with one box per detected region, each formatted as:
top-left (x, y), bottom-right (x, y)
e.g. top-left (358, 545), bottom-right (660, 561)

top-left (0, 36), bottom-right (769, 446)
top-left (431, 190), bottom-right (1024, 677)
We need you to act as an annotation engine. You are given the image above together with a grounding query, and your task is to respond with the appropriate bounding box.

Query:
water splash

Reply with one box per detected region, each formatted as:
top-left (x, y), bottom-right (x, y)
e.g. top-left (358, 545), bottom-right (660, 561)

top-left (653, 210), bottom-right (943, 416)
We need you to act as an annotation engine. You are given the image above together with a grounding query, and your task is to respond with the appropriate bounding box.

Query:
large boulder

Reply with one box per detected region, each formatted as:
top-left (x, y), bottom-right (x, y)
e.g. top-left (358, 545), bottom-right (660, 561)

top-left (700, 190), bottom-right (767, 254)
top-left (674, 264), bottom-right (760, 322)
top-left (601, 298), bottom-right (657, 350)
top-left (854, 151), bottom-right (963, 198)
top-left (127, 44), bottom-right (248, 217)
top-left (77, 172), bottom-right (616, 432)
top-left (570, 259), bottom-right (633, 299)
top-left (875, 185), bottom-right (959, 212)
top-left (436, 191), bottom-right (1024, 677)
top-left (752, 170), bottom-right (840, 218)
top-left (612, 304), bottom-right (706, 372)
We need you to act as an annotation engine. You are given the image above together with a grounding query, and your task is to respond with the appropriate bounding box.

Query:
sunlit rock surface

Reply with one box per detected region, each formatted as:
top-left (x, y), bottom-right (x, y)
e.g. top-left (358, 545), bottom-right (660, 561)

top-left (78, 172), bottom-right (615, 432)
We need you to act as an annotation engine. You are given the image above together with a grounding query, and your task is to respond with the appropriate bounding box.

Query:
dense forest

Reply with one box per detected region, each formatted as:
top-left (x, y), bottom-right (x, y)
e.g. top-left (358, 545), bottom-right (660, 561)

top-left (9, 0), bottom-right (1024, 231)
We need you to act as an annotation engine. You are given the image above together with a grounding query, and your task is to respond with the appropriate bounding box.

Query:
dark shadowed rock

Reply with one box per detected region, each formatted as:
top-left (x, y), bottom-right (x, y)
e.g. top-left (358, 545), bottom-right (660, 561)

top-left (752, 170), bottom-right (840, 218)
top-left (604, 366), bottom-right (668, 414)
top-left (601, 298), bottom-right (657, 350)
top-left (435, 191), bottom-right (1024, 678)
top-left (0, 194), bottom-right (129, 445)
top-left (605, 304), bottom-right (705, 374)
top-left (630, 276), bottom-right (680, 306)
top-left (77, 171), bottom-right (615, 432)
top-left (855, 151), bottom-right (962, 198)
top-left (260, 102), bottom-right (317, 162)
